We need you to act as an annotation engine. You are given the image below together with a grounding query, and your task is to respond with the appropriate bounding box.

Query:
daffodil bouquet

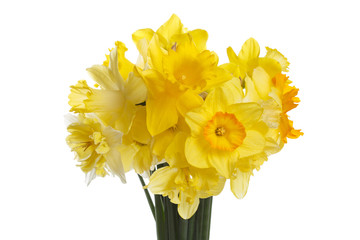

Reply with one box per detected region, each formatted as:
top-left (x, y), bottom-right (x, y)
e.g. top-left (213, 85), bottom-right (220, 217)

top-left (66, 14), bottom-right (302, 240)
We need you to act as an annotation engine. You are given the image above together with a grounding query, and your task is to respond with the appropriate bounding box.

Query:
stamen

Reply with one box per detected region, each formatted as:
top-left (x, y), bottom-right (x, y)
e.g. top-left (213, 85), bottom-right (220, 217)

top-left (215, 127), bottom-right (226, 136)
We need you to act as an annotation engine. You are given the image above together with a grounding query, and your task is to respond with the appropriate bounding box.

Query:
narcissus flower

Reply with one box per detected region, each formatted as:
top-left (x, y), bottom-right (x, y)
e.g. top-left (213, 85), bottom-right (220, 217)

top-left (185, 86), bottom-right (273, 198)
top-left (140, 39), bottom-right (232, 136)
top-left (222, 38), bottom-right (283, 81)
top-left (66, 114), bottom-right (125, 184)
top-left (132, 14), bottom-right (208, 70)
top-left (271, 73), bottom-right (303, 143)
top-left (69, 43), bottom-right (146, 134)
top-left (147, 166), bottom-right (225, 219)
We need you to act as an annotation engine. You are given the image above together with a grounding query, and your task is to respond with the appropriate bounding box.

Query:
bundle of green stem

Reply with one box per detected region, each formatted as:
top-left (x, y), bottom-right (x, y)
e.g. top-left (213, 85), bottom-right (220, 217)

top-left (138, 174), bottom-right (213, 240)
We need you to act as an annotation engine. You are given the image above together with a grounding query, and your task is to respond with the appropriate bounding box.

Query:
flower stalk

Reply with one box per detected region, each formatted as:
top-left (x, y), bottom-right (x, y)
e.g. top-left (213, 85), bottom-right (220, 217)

top-left (152, 194), bottom-right (213, 240)
top-left (137, 174), bottom-right (155, 219)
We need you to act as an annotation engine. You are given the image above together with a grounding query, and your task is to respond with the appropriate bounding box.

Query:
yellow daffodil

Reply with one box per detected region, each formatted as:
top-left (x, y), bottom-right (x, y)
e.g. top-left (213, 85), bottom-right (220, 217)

top-left (140, 39), bottom-right (232, 136)
top-left (69, 43), bottom-right (147, 134)
top-left (222, 38), bottom-right (283, 81)
top-left (147, 166), bottom-right (225, 219)
top-left (243, 67), bottom-right (302, 146)
top-left (185, 87), bottom-right (269, 185)
top-left (132, 14), bottom-right (208, 70)
top-left (271, 73), bottom-right (303, 143)
top-left (66, 114), bottom-right (125, 184)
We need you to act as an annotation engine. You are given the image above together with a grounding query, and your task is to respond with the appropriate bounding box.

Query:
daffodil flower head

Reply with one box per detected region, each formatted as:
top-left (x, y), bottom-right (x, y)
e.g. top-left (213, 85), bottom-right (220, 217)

top-left (185, 87), bottom-right (269, 185)
top-left (66, 114), bottom-right (125, 185)
top-left (147, 166), bottom-right (225, 219)
top-left (140, 38), bottom-right (232, 136)
top-left (222, 38), bottom-right (283, 80)
top-left (69, 43), bottom-right (147, 134)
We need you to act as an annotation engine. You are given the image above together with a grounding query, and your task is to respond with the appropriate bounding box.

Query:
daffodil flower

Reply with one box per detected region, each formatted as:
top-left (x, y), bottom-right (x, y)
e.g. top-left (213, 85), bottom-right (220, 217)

top-left (66, 114), bottom-right (125, 184)
top-left (140, 40), bottom-right (232, 136)
top-left (147, 165), bottom-right (225, 219)
top-left (222, 38), bottom-right (283, 81)
top-left (69, 43), bottom-right (147, 134)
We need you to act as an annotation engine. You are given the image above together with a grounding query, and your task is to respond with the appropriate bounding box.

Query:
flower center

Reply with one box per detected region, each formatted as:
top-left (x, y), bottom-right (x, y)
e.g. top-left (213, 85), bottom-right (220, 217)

top-left (215, 127), bottom-right (226, 136)
top-left (91, 132), bottom-right (110, 154)
top-left (203, 112), bottom-right (246, 151)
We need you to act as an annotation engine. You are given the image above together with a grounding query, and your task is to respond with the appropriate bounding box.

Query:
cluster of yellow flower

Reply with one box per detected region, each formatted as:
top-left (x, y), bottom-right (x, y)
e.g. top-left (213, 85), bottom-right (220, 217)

top-left (66, 14), bottom-right (302, 219)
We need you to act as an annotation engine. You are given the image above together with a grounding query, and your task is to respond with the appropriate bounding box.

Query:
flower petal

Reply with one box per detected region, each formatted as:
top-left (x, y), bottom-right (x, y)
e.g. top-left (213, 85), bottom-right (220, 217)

top-left (265, 47), bottom-right (290, 72)
top-left (208, 149), bottom-right (233, 178)
top-left (227, 46), bottom-right (239, 63)
top-left (188, 29), bottom-right (208, 51)
top-left (177, 90), bottom-right (203, 116)
top-left (237, 130), bottom-right (266, 158)
top-left (230, 169), bottom-right (251, 199)
top-left (227, 102), bottom-right (263, 128)
top-left (178, 194), bottom-right (200, 220)
top-left (252, 66), bottom-right (272, 99)
top-left (185, 137), bottom-right (211, 168)
top-left (86, 65), bottom-right (120, 90)
top-left (146, 95), bottom-right (178, 136)
top-left (238, 38), bottom-right (260, 62)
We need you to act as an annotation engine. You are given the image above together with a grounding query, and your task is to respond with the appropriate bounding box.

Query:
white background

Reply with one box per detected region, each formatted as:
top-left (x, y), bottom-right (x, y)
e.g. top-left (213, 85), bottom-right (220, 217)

top-left (1, 0), bottom-right (359, 239)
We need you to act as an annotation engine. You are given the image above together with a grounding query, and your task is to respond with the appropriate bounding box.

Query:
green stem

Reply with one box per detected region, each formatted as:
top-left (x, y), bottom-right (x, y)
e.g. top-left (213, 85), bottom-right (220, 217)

top-left (178, 217), bottom-right (189, 240)
top-left (137, 174), bottom-right (155, 220)
top-left (155, 194), bottom-right (168, 240)
top-left (201, 197), bottom-right (213, 240)
top-left (195, 199), bottom-right (205, 240)
top-left (164, 197), bottom-right (178, 239)
top-left (187, 213), bottom-right (196, 240)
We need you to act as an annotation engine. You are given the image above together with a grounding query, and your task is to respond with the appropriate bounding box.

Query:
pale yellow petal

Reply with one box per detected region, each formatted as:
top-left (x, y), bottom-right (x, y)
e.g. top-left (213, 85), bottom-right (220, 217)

top-left (109, 47), bottom-right (125, 90)
top-left (203, 87), bottom-right (228, 113)
top-left (238, 38), bottom-right (260, 62)
top-left (185, 136), bottom-right (212, 169)
top-left (68, 80), bottom-right (92, 113)
top-left (115, 100), bottom-right (136, 134)
top-left (243, 75), bottom-right (261, 102)
top-left (85, 89), bottom-right (124, 113)
top-left (252, 66), bottom-right (272, 99)
top-left (230, 169), bottom-right (251, 199)
top-left (165, 132), bottom-right (189, 168)
top-left (86, 65), bottom-right (120, 90)
top-left (208, 149), bottom-right (233, 178)
top-left (220, 77), bottom-right (244, 103)
top-left (118, 144), bottom-right (137, 172)
top-left (132, 28), bottom-right (155, 46)
top-left (226, 102), bottom-right (263, 128)
top-left (265, 47), bottom-right (290, 72)
top-left (258, 57), bottom-right (282, 79)
top-left (178, 194), bottom-right (199, 220)
top-left (237, 130), bottom-right (266, 158)
top-left (185, 109), bottom-right (209, 136)
top-left (133, 145), bottom-right (153, 175)
top-left (152, 128), bottom-right (176, 159)
top-left (147, 166), bottom-right (178, 194)
top-left (125, 71), bottom-right (147, 104)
